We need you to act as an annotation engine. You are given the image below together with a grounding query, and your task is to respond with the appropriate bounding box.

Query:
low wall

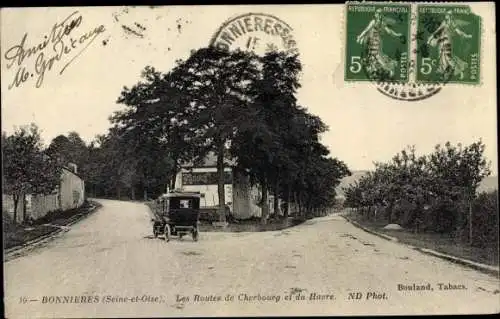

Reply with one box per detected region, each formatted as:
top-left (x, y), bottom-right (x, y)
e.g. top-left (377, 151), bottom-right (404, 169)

top-left (2, 168), bottom-right (85, 223)
top-left (30, 194), bottom-right (60, 219)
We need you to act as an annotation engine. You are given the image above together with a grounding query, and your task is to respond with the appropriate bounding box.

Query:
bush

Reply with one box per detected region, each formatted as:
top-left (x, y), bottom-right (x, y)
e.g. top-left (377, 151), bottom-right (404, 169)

top-left (428, 199), bottom-right (458, 233)
top-left (393, 199), bottom-right (415, 228)
top-left (470, 190), bottom-right (498, 247)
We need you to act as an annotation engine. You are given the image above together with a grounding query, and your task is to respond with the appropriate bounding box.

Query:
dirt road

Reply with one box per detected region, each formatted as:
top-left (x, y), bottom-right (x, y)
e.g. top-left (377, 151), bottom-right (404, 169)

top-left (4, 199), bottom-right (499, 317)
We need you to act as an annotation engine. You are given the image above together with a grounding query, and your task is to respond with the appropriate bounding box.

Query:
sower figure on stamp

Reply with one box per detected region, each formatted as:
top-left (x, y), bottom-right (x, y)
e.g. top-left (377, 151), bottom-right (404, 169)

top-left (427, 10), bottom-right (472, 80)
top-left (356, 9), bottom-right (402, 78)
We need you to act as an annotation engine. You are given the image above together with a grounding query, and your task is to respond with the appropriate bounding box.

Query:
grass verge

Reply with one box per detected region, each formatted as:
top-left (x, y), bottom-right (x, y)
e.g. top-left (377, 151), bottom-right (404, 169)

top-left (3, 200), bottom-right (102, 250)
top-left (345, 212), bottom-right (499, 267)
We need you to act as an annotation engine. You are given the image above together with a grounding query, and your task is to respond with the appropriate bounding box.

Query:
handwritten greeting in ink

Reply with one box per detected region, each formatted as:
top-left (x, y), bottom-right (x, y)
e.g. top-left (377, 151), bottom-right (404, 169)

top-left (4, 11), bottom-right (106, 89)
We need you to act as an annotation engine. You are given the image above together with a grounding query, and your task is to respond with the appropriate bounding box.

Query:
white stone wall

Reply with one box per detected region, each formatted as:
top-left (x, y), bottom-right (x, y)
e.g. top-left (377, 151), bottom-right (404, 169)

top-left (30, 194), bottom-right (59, 219)
top-left (59, 168), bottom-right (85, 210)
top-left (2, 167), bottom-right (85, 222)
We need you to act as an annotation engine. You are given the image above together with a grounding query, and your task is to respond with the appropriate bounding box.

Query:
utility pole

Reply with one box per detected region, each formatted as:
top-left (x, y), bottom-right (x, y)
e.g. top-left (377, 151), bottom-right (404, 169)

top-left (462, 186), bottom-right (474, 246)
top-left (469, 188), bottom-right (473, 245)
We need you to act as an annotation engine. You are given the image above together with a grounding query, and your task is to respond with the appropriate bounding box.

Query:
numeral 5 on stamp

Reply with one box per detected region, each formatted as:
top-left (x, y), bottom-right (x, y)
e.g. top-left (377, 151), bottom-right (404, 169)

top-left (416, 5), bottom-right (481, 84)
top-left (345, 3), bottom-right (411, 82)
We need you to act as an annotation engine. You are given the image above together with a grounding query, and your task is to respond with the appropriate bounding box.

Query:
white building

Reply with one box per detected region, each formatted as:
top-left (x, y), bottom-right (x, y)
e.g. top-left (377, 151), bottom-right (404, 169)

top-left (174, 153), bottom-right (276, 219)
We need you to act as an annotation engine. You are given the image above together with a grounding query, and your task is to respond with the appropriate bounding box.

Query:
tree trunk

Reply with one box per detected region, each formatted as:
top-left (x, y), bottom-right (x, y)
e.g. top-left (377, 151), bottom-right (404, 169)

top-left (260, 178), bottom-right (269, 224)
top-left (273, 178), bottom-right (280, 217)
top-left (468, 194), bottom-right (473, 245)
top-left (13, 194), bottom-right (19, 224)
top-left (216, 143), bottom-right (226, 223)
top-left (169, 161), bottom-right (178, 191)
top-left (306, 197), bottom-right (313, 216)
top-left (386, 201), bottom-right (394, 224)
top-left (143, 188), bottom-right (148, 201)
top-left (297, 193), bottom-right (303, 217)
top-left (170, 172), bottom-right (177, 191)
top-left (22, 193), bottom-right (27, 223)
top-left (296, 193), bottom-right (301, 216)
top-left (293, 191), bottom-right (299, 216)
top-left (412, 202), bottom-right (422, 233)
top-left (131, 187), bottom-right (136, 201)
top-left (284, 184), bottom-right (291, 218)
top-left (116, 186), bottom-right (122, 200)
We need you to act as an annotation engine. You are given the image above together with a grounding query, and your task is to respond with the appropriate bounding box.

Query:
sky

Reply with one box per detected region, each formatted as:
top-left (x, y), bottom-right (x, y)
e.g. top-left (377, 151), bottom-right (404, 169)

top-left (1, 4), bottom-right (497, 174)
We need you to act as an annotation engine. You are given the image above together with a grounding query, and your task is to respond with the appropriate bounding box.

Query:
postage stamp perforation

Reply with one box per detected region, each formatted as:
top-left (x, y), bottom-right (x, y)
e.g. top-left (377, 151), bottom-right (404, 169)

top-left (344, 1), bottom-right (483, 99)
top-left (419, 1), bottom-right (486, 87)
top-left (467, 6), bottom-right (483, 87)
top-left (340, 1), bottom-right (347, 69)
top-left (415, 3), bottom-right (482, 85)
top-left (345, 1), bottom-right (412, 84)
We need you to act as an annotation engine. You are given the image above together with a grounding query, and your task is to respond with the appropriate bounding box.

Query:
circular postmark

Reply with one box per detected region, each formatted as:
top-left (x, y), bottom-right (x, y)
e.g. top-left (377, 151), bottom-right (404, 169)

top-left (371, 65), bottom-right (450, 102)
top-left (374, 80), bottom-right (442, 101)
top-left (209, 13), bottom-right (298, 56)
top-left (361, 49), bottom-right (447, 102)
top-left (371, 60), bottom-right (448, 101)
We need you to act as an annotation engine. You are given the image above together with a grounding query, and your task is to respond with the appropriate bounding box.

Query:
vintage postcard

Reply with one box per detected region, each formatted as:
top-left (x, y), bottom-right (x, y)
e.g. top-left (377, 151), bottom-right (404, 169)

top-left (1, 3), bottom-right (498, 318)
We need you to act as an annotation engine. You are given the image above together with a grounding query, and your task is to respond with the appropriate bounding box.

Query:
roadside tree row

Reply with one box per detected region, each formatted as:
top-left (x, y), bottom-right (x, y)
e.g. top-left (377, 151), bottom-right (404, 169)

top-left (94, 46), bottom-right (351, 223)
top-left (343, 141), bottom-right (497, 246)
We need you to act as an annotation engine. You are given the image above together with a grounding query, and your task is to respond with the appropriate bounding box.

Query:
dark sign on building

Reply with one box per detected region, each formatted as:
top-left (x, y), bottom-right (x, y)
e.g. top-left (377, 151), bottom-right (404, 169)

top-left (182, 171), bottom-right (233, 185)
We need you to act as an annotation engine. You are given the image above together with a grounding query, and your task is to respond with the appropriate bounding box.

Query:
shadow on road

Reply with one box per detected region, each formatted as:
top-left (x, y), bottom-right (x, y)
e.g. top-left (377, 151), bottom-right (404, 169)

top-left (143, 235), bottom-right (165, 240)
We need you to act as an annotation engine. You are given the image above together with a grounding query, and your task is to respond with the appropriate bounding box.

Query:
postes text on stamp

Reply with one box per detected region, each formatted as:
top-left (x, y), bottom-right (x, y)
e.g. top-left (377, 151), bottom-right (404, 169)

top-left (416, 5), bottom-right (481, 84)
top-left (345, 3), bottom-right (411, 83)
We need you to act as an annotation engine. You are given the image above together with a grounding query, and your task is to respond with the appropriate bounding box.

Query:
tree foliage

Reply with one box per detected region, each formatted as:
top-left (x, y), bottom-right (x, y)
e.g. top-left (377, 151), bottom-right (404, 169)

top-left (344, 140), bottom-right (492, 237)
top-left (81, 46), bottom-right (351, 222)
top-left (2, 124), bottom-right (61, 222)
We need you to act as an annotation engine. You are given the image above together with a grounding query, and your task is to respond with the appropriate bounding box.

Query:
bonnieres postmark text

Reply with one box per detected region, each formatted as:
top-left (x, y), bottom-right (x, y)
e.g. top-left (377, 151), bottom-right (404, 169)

top-left (210, 13), bottom-right (298, 56)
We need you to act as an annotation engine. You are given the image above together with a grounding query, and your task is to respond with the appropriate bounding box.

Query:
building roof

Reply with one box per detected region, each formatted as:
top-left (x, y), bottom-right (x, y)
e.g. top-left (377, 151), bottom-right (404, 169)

top-left (42, 153), bottom-right (83, 179)
top-left (62, 163), bottom-right (83, 179)
top-left (62, 167), bottom-right (80, 178)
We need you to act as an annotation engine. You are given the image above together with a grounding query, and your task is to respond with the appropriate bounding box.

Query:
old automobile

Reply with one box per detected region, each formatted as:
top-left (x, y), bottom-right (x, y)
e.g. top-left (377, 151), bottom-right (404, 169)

top-left (152, 191), bottom-right (200, 242)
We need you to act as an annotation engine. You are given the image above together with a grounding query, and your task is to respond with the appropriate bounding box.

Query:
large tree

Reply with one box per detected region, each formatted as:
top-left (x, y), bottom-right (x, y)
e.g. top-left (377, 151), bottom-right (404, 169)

top-left (230, 52), bottom-right (303, 222)
top-left (169, 47), bottom-right (262, 222)
top-left (114, 66), bottom-right (190, 199)
top-left (46, 131), bottom-right (87, 168)
top-left (2, 124), bottom-right (61, 223)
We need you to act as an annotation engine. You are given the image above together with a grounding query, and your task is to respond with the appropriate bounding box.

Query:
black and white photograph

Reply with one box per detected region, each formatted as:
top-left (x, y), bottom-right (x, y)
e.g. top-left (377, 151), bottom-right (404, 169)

top-left (1, 3), bottom-right (498, 317)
